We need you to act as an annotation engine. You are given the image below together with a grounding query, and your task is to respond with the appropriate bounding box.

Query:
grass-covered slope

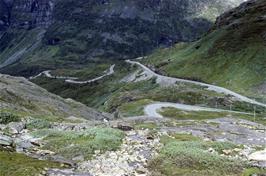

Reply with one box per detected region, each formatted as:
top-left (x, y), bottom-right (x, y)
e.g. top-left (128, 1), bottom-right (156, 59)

top-left (0, 74), bottom-right (108, 120)
top-left (0, 150), bottom-right (63, 176)
top-left (143, 0), bottom-right (266, 100)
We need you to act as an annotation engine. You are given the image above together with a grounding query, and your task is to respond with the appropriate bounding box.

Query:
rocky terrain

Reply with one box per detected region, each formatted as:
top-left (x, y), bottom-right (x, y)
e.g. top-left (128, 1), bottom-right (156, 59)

top-left (0, 0), bottom-right (266, 176)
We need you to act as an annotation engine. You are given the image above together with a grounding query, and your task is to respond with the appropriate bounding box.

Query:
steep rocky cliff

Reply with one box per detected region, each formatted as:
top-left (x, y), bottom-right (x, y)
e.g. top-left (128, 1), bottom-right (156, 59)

top-left (0, 0), bottom-right (54, 31)
top-left (0, 0), bottom-right (246, 76)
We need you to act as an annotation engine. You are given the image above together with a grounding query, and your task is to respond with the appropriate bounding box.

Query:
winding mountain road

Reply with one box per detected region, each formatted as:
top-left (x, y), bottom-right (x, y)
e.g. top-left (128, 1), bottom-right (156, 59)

top-left (144, 102), bottom-right (252, 118)
top-left (65, 64), bottom-right (115, 84)
top-left (126, 60), bottom-right (266, 108)
top-left (30, 64), bottom-right (115, 84)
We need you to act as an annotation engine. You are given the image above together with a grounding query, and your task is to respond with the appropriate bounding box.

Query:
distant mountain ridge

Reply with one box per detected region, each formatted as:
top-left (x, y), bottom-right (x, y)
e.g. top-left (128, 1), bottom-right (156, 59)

top-left (0, 0), bottom-right (246, 76)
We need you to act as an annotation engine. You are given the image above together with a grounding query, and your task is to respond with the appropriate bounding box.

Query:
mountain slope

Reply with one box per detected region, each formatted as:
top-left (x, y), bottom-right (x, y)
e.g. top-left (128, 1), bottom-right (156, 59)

top-left (0, 73), bottom-right (108, 120)
top-left (0, 0), bottom-right (246, 76)
top-left (143, 0), bottom-right (266, 100)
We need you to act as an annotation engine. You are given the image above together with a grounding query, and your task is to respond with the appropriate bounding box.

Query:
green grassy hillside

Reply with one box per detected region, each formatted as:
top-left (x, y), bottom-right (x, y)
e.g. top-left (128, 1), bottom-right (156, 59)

top-left (142, 0), bottom-right (266, 100)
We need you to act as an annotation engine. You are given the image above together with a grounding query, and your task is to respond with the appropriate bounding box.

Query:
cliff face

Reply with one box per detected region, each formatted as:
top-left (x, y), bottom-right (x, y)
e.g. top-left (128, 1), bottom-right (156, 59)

top-left (0, 0), bottom-right (54, 31)
top-left (0, 0), bottom-right (246, 76)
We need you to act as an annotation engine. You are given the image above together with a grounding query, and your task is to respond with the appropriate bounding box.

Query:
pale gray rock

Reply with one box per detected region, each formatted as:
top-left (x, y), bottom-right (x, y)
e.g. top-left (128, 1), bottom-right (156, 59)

top-left (0, 134), bottom-right (12, 146)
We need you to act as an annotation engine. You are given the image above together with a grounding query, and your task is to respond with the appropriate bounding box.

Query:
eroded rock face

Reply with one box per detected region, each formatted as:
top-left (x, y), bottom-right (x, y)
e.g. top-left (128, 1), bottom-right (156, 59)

top-left (0, 0), bottom-right (54, 30)
top-left (0, 0), bottom-right (246, 68)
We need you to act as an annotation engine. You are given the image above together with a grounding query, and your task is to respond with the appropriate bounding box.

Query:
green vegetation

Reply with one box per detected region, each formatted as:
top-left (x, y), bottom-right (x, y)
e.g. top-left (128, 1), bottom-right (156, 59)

top-left (33, 60), bottom-right (264, 118)
top-left (51, 63), bottom-right (110, 81)
top-left (0, 150), bottom-right (63, 176)
top-left (26, 119), bottom-right (51, 130)
top-left (0, 111), bottom-right (20, 124)
top-left (149, 133), bottom-right (246, 176)
top-left (159, 108), bottom-right (266, 125)
top-left (142, 3), bottom-right (266, 101)
top-left (159, 107), bottom-right (230, 120)
top-left (242, 168), bottom-right (266, 176)
top-left (118, 99), bottom-right (153, 117)
top-left (32, 127), bottom-right (125, 160)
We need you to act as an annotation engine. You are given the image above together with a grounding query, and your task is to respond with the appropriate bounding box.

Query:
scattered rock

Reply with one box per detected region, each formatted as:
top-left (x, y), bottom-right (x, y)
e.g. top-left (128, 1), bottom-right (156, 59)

top-left (36, 149), bottom-right (55, 156)
top-left (78, 130), bottom-right (162, 176)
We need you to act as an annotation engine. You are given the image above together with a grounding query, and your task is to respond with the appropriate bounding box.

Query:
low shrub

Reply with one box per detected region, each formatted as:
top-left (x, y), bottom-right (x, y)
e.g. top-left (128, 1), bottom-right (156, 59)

top-left (149, 134), bottom-right (246, 176)
top-left (0, 112), bottom-right (20, 124)
top-left (32, 127), bottom-right (125, 160)
top-left (26, 119), bottom-right (51, 130)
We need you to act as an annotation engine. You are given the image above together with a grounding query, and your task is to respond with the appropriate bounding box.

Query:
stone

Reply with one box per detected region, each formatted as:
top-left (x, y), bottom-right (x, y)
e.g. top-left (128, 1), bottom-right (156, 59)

top-left (233, 148), bottom-right (242, 152)
top-left (208, 148), bottom-right (215, 153)
top-left (117, 124), bottom-right (134, 131)
top-left (36, 149), bottom-right (55, 155)
top-left (222, 149), bottom-right (232, 155)
top-left (7, 122), bottom-right (26, 134)
top-left (14, 138), bottom-right (33, 150)
top-left (73, 155), bottom-right (85, 162)
top-left (248, 149), bottom-right (266, 162)
top-left (0, 134), bottom-right (12, 146)
top-left (136, 167), bottom-right (146, 174)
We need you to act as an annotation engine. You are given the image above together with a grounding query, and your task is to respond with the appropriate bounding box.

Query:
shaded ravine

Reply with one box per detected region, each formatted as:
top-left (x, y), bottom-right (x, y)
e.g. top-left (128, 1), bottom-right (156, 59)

top-left (126, 60), bottom-right (266, 108)
top-left (144, 102), bottom-right (252, 118)
top-left (29, 65), bottom-right (115, 84)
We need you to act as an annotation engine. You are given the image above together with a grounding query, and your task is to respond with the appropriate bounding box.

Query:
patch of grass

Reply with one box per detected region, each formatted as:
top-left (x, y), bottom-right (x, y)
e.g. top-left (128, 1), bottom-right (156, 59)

top-left (160, 133), bottom-right (200, 144)
top-left (0, 111), bottom-right (20, 124)
top-left (51, 63), bottom-right (110, 81)
top-left (0, 150), bottom-right (63, 176)
top-left (149, 133), bottom-right (246, 176)
top-left (31, 127), bottom-right (125, 160)
top-left (242, 168), bottom-right (266, 176)
top-left (159, 108), bottom-right (231, 120)
top-left (119, 99), bottom-right (153, 117)
top-left (26, 119), bottom-right (51, 130)
top-left (159, 107), bottom-right (266, 125)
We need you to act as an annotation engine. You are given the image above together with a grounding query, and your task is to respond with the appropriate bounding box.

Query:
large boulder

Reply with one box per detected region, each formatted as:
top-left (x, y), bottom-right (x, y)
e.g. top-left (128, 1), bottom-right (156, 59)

top-left (0, 134), bottom-right (12, 146)
top-left (7, 122), bottom-right (26, 134)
